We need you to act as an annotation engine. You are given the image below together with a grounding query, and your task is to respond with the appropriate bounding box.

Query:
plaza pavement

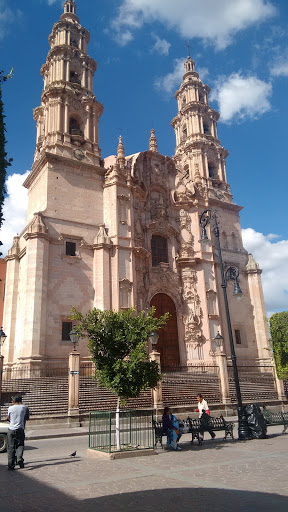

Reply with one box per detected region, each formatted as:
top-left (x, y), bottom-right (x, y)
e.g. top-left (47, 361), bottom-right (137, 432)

top-left (0, 424), bottom-right (287, 512)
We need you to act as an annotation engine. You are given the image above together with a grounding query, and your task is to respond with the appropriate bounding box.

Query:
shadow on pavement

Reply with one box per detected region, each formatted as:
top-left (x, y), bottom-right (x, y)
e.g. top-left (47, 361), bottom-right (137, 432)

top-left (0, 467), bottom-right (287, 512)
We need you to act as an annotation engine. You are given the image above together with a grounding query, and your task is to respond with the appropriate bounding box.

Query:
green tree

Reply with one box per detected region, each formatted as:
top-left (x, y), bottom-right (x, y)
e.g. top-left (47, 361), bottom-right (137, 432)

top-left (270, 311), bottom-right (288, 380)
top-left (0, 69), bottom-right (13, 255)
top-left (71, 306), bottom-right (168, 402)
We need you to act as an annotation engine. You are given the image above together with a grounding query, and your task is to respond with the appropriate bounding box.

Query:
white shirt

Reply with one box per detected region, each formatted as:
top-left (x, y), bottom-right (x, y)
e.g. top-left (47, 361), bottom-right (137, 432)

top-left (8, 404), bottom-right (29, 430)
top-left (197, 399), bottom-right (209, 418)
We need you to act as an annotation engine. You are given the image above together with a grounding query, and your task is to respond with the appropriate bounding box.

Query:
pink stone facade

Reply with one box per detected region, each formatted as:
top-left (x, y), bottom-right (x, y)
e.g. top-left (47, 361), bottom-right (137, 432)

top-left (3, 1), bottom-right (271, 368)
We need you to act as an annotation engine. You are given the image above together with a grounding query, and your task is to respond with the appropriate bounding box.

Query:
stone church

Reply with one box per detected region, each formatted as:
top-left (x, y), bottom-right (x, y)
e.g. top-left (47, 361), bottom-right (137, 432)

top-left (3, 1), bottom-right (270, 369)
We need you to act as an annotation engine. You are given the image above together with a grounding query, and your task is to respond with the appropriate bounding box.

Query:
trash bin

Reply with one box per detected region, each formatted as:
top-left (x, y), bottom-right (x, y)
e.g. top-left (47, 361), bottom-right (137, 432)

top-left (245, 403), bottom-right (267, 439)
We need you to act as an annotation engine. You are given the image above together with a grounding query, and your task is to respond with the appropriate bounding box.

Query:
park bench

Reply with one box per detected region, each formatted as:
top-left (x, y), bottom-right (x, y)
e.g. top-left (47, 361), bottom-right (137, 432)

top-left (153, 415), bottom-right (234, 448)
top-left (262, 407), bottom-right (288, 434)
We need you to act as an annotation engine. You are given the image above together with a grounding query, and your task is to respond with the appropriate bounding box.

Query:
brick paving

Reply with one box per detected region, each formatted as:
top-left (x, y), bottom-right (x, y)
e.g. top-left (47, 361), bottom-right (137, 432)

top-left (0, 425), bottom-right (288, 512)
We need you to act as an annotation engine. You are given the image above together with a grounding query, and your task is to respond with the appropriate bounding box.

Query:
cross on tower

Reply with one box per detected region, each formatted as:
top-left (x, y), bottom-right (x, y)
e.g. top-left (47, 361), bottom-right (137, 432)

top-left (186, 40), bottom-right (191, 58)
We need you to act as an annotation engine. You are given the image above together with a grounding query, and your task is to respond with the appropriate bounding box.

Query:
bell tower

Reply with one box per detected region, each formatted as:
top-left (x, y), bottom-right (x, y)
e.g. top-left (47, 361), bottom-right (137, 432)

top-left (171, 55), bottom-right (229, 189)
top-left (33, 0), bottom-right (103, 167)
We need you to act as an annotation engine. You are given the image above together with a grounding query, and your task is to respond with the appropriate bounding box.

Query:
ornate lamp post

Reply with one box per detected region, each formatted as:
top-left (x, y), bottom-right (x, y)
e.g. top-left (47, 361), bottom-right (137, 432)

top-left (200, 209), bottom-right (251, 440)
top-left (69, 328), bottom-right (79, 351)
top-left (148, 330), bottom-right (159, 351)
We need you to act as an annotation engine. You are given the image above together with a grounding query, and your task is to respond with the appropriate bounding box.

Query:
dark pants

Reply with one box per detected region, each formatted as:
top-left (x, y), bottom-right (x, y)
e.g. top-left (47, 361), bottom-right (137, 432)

top-left (199, 429), bottom-right (215, 439)
top-left (7, 428), bottom-right (25, 468)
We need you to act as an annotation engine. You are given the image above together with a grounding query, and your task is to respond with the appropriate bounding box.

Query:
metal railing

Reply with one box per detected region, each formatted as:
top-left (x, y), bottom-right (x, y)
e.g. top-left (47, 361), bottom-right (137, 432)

top-left (88, 409), bottom-right (155, 453)
top-left (2, 365), bottom-right (68, 380)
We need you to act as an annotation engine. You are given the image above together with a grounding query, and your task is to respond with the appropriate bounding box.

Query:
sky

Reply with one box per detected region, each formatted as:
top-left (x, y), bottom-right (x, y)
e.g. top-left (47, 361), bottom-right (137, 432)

top-left (0, 0), bottom-right (288, 315)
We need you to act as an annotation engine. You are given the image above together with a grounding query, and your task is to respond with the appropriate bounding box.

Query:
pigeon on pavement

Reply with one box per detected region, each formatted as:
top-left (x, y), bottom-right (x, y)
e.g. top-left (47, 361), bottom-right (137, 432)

top-left (70, 451), bottom-right (77, 457)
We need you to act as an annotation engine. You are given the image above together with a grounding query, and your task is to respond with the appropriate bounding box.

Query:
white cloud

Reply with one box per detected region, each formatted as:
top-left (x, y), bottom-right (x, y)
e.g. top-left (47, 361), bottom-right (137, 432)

top-left (211, 73), bottom-right (272, 123)
top-left (270, 51), bottom-right (288, 77)
top-left (151, 34), bottom-right (171, 56)
top-left (154, 58), bottom-right (184, 94)
top-left (111, 0), bottom-right (277, 50)
top-left (242, 228), bottom-right (288, 313)
top-left (155, 59), bottom-right (209, 95)
top-left (0, 172), bottom-right (29, 257)
top-left (0, 0), bottom-right (22, 40)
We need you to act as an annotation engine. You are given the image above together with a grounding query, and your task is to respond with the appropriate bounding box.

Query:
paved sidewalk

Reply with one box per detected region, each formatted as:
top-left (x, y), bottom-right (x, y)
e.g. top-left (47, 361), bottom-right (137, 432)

top-left (0, 424), bottom-right (287, 512)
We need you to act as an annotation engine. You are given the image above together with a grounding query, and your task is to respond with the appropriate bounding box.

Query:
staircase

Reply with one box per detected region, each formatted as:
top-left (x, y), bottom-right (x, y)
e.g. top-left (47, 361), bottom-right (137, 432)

top-left (1, 376), bottom-right (69, 419)
top-left (162, 371), bottom-right (221, 407)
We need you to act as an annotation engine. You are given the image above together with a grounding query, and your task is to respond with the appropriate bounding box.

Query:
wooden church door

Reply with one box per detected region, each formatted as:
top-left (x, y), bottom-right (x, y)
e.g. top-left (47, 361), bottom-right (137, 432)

top-left (150, 293), bottom-right (180, 368)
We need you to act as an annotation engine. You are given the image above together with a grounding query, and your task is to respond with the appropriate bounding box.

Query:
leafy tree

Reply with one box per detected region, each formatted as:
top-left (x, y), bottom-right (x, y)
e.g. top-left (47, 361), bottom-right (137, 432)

top-left (270, 311), bottom-right (288, 380)
top-left (0, 69), bottom-right (13, 254)
top-left (71, 306), bottom-right (169, 402)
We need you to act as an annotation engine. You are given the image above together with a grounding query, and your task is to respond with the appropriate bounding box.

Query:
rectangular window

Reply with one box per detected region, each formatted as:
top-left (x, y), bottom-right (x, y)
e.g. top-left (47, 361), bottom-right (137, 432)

top-left (235, 329), bottom-right (242, 345)
top-left (66, 241), bottom-right (76, 256)
top-left (151, 235), bottom-right (168, 267)
top-left (62, 321), bottom-right (72, 341)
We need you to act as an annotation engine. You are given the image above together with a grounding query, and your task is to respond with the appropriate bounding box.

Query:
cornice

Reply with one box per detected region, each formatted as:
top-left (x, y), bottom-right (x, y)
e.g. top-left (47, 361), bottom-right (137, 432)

top-left (24, 151), bottom-right (105, 189)
top-left (208, 197), bottom-right (243, 213)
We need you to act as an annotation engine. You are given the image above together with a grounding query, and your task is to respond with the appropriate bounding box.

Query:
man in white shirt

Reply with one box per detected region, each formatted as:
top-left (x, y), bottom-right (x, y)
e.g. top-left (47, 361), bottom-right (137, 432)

top-left (7, 395), bottom-right (29, 470)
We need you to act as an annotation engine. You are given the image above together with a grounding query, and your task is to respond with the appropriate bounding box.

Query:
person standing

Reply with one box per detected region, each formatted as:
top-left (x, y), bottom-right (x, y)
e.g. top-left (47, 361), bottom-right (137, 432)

top-left (196, 393), bottom-right (215, 440)
top-left (7, 395), bottom-right (29, 470)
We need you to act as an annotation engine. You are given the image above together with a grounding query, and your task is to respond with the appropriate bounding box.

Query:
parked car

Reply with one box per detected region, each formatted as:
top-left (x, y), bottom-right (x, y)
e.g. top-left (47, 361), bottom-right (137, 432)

top-left (0, 422), bottom-right (8, 452)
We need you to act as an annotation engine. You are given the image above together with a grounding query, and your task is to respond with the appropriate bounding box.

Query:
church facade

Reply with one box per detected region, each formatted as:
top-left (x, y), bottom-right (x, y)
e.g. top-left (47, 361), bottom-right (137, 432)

top-left (3, 1), bottom-right (270, 369)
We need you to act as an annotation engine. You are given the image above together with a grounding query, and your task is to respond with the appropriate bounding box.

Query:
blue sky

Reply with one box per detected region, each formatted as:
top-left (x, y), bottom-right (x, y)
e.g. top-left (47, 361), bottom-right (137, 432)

top-left (1, 0), bottom-right (288, 313)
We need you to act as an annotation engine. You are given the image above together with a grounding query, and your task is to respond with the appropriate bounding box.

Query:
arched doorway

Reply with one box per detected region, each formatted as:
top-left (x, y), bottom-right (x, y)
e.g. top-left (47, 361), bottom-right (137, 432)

top-left (150, 293), bottom-right (180, 368)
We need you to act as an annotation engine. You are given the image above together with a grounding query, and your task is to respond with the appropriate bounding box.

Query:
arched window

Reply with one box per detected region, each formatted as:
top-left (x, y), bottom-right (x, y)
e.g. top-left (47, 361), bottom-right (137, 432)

top-left (203, 120), bottom-right (211, 135)
top-left (182, 125), bottom-right (187, 141)
top-left (182, 97), bottom-right (186, 108)
top-left (69, 117), bottom-right (81, 135)
top-left (70, 70), bottom-right (81, 85)
top-left (208, 162), bottom-right (217, 179)
top-left (151, 235), bottom-right (168, 267)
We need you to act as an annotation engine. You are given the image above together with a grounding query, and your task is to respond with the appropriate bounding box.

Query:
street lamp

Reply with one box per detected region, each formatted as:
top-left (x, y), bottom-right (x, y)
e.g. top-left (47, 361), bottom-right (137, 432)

top-left (148, 330), bottom-right (159, 349)
top-left (0, 327), bottom-right (7, 356)
top-left (214, 331), bottom-right (224, 352)
top-left (69, 328), bottom-right (79, 351)
top-left (200, 209), bottom-right (251, 440)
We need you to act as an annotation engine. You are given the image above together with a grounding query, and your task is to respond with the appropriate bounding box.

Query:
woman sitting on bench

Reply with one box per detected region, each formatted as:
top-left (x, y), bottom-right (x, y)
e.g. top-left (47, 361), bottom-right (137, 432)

top-left (196, 394), bottom-right (216, 441)
top-left (162, 406), bottom-right (182, 451)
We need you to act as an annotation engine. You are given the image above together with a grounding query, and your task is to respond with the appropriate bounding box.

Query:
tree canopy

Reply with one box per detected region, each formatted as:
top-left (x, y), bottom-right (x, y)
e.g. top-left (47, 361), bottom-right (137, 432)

top-left (270, 311), bottom-right (288, 380)
top-left (71, 307), bottom-right (169, 401)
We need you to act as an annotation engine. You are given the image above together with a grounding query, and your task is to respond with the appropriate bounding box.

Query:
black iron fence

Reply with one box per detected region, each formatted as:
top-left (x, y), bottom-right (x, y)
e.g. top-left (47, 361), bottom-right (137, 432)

top-left (88, 409), bottom-right (154, 453)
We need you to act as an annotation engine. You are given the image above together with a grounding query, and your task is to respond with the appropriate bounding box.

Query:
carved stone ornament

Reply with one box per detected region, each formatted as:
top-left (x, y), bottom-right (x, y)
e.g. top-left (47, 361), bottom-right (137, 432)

top-left (73, 149), bottom-right (85, 161)
top-left (93, 224), bottom-right (112, 248)
top-left (24, 212), bottom-right (49, 241)
top-left (8, 236), bottom-right (20, 258)
top-left (147, 264), bottom-right (181, 309)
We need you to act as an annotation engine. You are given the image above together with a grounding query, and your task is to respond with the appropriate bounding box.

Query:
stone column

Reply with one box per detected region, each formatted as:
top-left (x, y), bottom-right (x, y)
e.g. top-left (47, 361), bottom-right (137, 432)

top-left (64, 102), bottom-right (70, 143)
top-left (68, 350), bottom-right (80, 423)
top-left (150, 350), bottom-right (163, 410)
top-left (215, 352), bottom-right (230, 404)
top-left (246, 254), bottom-right (270, 360)
top-left (93, 225), bottom-right (112, 310)
top-left (23, 214), bottom-right (49, 363)
top-left (273, 366), bottom-right (287, 402)
top-left (3, 238), bottom-right (20, 364)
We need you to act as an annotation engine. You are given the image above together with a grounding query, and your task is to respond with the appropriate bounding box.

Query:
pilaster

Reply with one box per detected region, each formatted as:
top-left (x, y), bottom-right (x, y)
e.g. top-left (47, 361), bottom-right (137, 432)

top-left (3, 238), bottom-right (20, 364)
top-left (22, 214), bottom-right (49, 360)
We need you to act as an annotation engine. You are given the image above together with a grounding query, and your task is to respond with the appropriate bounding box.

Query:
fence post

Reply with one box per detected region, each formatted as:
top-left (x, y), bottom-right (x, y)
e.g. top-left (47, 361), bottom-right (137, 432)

top-left (0, 355), bottom-right (3, 419)
top-left (68, 351), bottom-right (80, 425)
top-left (273, 367), bottom-right (287, 402)
top-left (150, 350), bottom-right (163, 411)
top-left (216, 352), bottom-right (230, 404)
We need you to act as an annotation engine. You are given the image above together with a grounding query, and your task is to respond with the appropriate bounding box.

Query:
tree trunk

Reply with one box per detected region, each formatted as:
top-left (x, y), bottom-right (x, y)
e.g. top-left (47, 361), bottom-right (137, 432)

top-left (116, 396), bottom-right (121, 451)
